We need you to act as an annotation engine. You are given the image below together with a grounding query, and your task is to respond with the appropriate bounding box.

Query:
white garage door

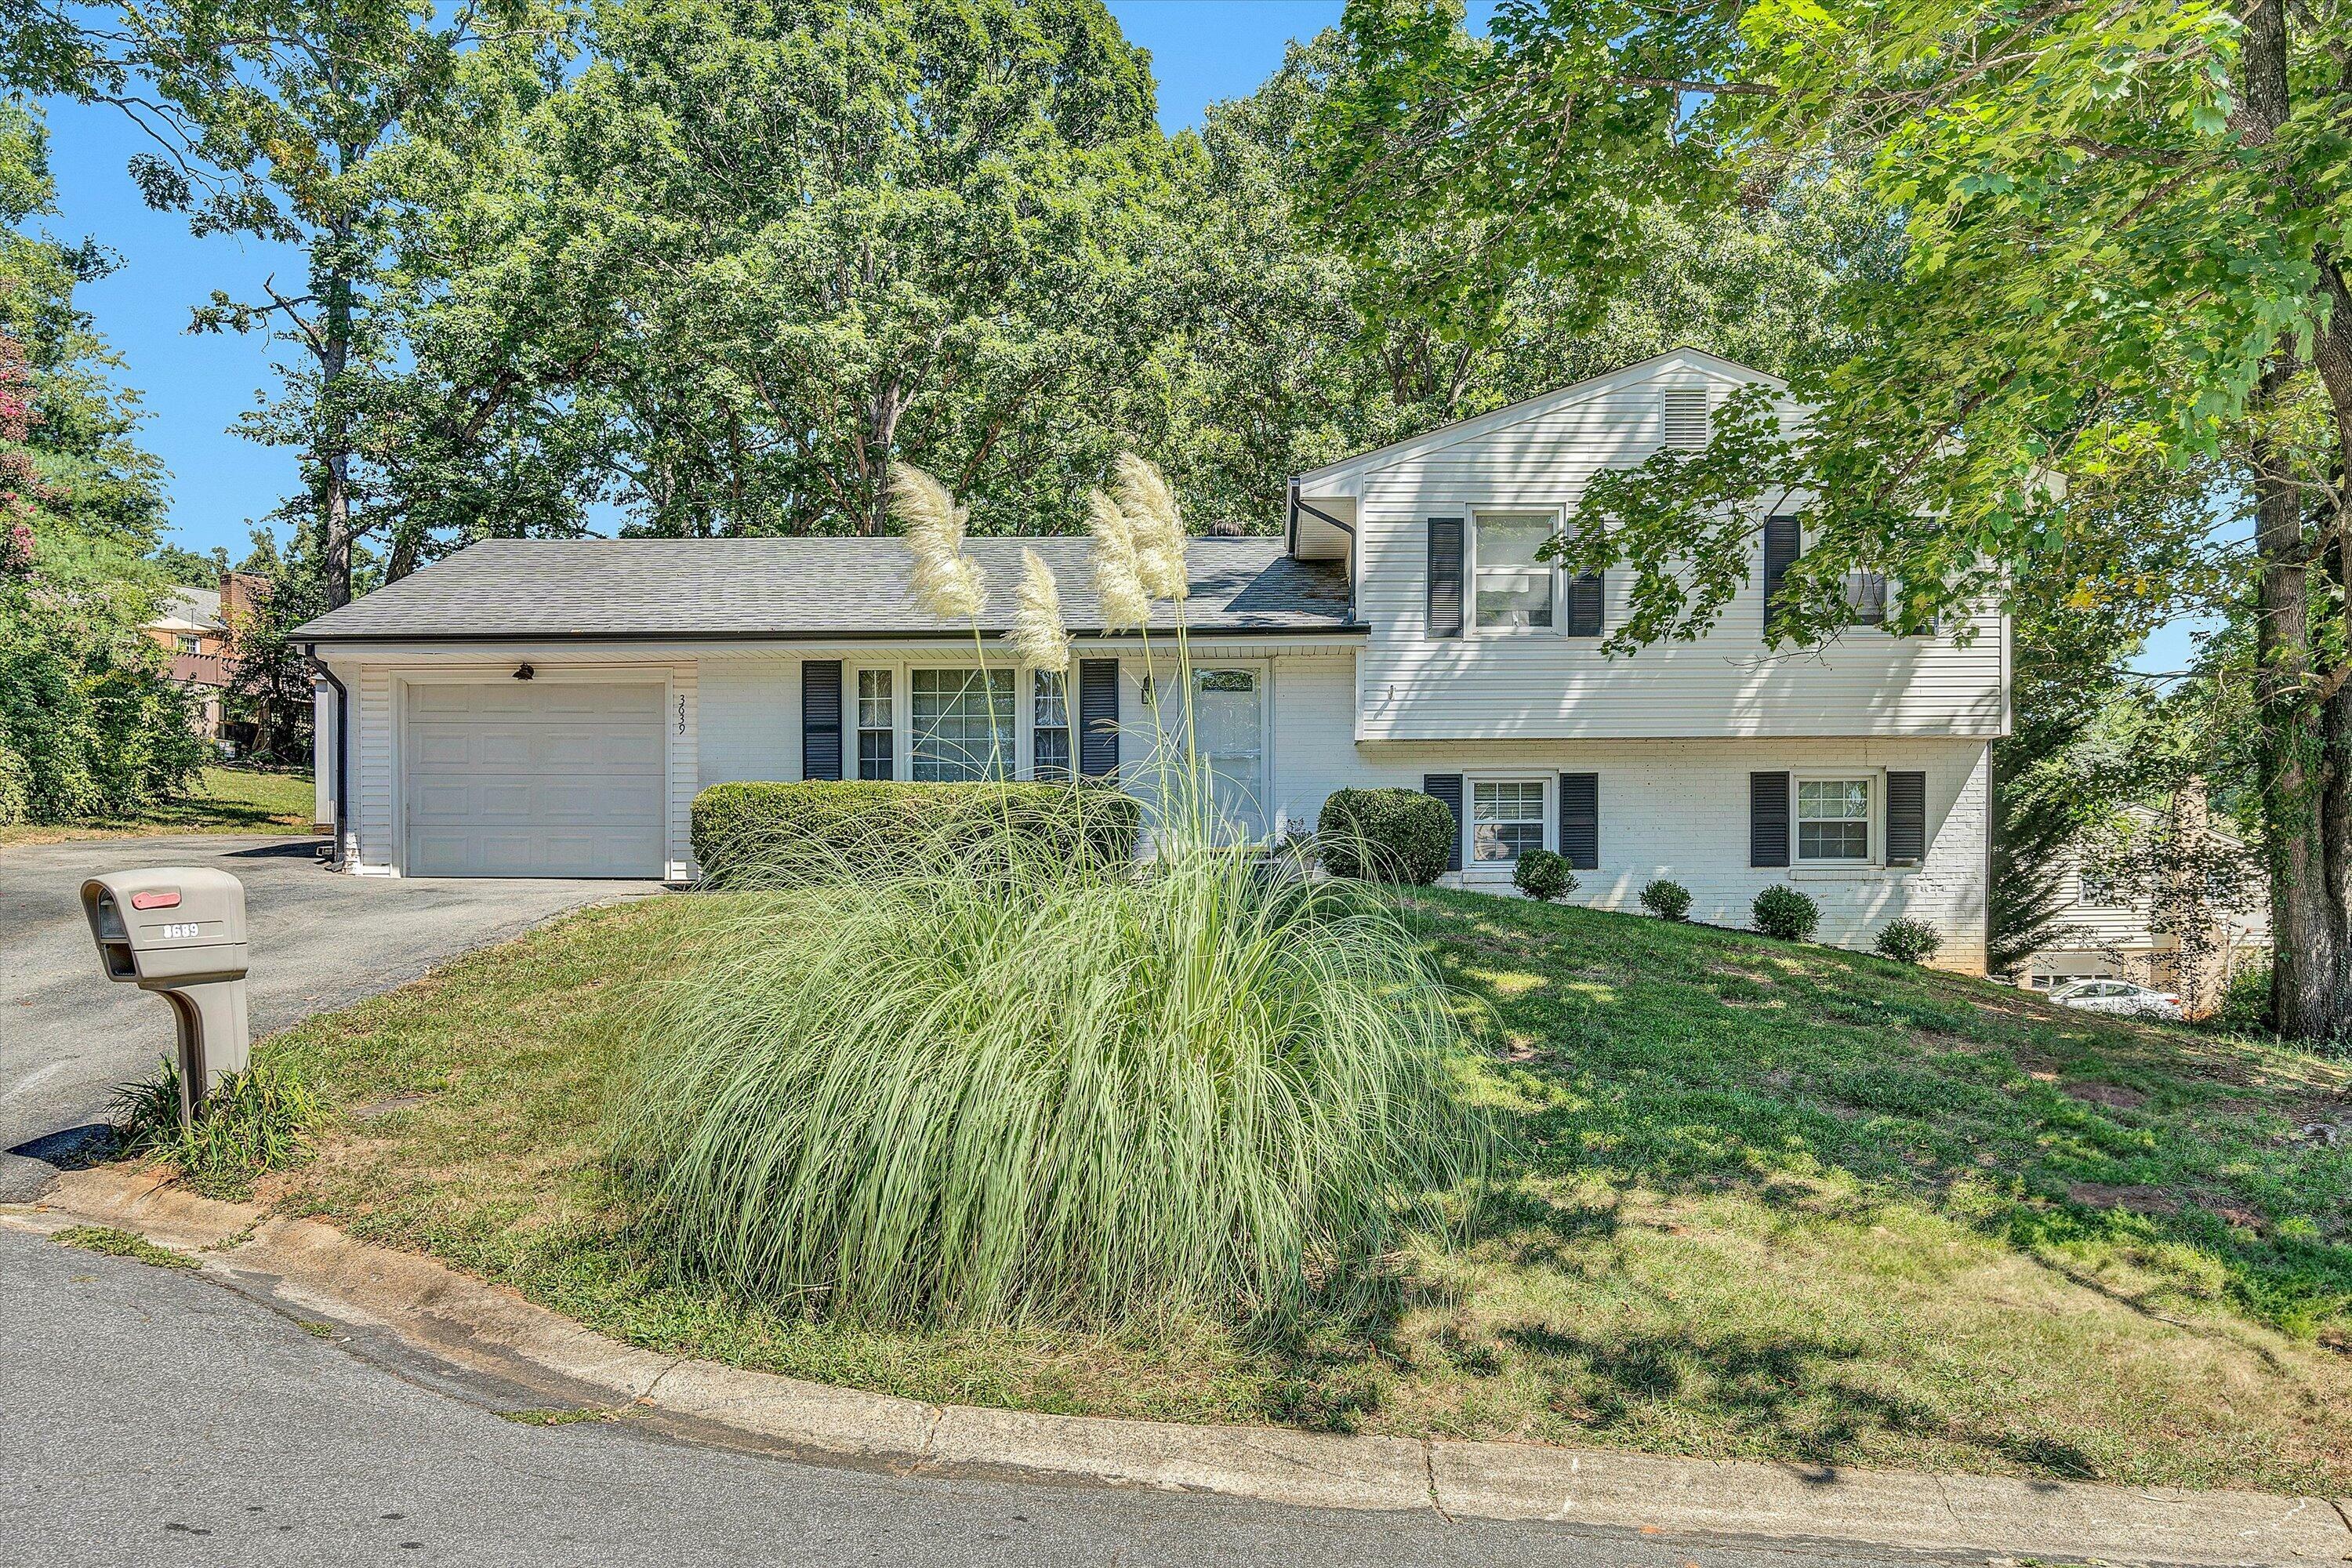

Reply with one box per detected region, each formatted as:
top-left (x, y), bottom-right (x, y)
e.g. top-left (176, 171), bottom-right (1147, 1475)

top-left (404, 682), bottom-right (666, 878)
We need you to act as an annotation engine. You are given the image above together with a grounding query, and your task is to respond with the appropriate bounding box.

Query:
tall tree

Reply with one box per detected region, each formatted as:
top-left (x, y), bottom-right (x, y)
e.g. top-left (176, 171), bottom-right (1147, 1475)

top-left (121, 0), bottom-right (559, 606)
top-left (446, 0), bottom-right (1179, 539)
top-left (1312, 0), bottom-right (2352, 1039)
top-left (0, 100), bottom-right (205, 822)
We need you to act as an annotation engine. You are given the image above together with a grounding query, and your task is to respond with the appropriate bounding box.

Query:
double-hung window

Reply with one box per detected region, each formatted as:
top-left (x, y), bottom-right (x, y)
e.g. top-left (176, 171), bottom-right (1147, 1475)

top-left (1032, 670), bottom-right (1071, 781)
top-left (910, 668), bottom-right (1014, 782)
top-left (1472, 779), bottom-right (1546, 864)
top-left (1795, 779), bottom-right (1871, 863)
top-left (2077, 868), bottom-right (2121, 907)
top-left (1842, 571), bottom-right (1889, 626)
top-left (856, 670), bottom-right (894, 781)
top-left (1473, 512), bottom-right (1555, 630)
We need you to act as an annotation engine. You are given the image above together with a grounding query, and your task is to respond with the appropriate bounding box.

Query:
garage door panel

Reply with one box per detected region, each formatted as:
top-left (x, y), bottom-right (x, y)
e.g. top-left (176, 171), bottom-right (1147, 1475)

top-left (404, 682), bottom-right (666, 878)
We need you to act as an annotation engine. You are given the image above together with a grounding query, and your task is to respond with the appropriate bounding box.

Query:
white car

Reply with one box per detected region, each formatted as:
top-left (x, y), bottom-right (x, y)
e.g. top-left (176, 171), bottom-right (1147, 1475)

top-left (2049, 978), bottom-right (2185, 1022)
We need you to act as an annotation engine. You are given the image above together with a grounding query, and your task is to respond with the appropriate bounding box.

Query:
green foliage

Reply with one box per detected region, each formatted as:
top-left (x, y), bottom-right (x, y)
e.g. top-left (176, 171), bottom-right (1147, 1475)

top-left (1751, 884), bottom-right (1819, 942)
top-left (1315, 786), bottom-right (1453, 884)
top-left (691, 779), bottom-right (1140, 888)
top-left (2216, 962), bottom-right (2274, 1036)
top-left (1638, 877), bottom-right (1691, 921)
top-left (1873, 918), bottom-right (1943, 966)
top-left (51, 1225), bottom-right (198, 1269)
top-left (1512, 848), bottom-right (1574, 902)
top-left (111, 1054), bottom-right (321, 1199)
top-left (613, 835), bottom-right (1489, 1329)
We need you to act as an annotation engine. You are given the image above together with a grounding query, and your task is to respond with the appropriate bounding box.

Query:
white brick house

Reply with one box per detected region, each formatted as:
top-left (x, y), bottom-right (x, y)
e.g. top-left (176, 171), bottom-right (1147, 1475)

top-left (296, 348), bottom-right (2005, 971)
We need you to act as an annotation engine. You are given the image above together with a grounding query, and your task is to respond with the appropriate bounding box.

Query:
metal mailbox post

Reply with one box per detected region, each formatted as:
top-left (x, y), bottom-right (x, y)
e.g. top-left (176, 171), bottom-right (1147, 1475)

top-left (82, 867), bottom-right (251, 1124)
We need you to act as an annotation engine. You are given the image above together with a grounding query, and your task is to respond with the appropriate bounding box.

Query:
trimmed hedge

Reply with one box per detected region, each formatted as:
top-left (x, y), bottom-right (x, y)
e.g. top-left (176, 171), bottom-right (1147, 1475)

top-left (692, 780), bottom-right (1142, 887)
top-left (1316, 787), bottom-right (1454, 885)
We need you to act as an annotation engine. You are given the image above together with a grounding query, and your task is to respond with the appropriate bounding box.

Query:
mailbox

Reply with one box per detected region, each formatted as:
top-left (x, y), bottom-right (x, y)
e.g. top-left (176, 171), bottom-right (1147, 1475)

top-left (82, 867), bottom-right (250, 1124)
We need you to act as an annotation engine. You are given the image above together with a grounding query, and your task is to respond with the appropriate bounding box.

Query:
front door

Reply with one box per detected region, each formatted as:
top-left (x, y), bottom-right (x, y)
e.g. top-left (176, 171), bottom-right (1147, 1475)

top-left (1189, 666), bottom-right (1266, 842)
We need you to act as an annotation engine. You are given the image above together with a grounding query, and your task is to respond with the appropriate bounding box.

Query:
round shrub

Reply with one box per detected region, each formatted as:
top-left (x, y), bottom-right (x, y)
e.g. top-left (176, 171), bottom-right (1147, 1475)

top-left (1316, 787), bottom-right (1454, 884)
top-left (615, 838), bottom-right (1490, 1330)
top-left (1512, 848), bottom-right (1575, 902)
top-left (1751, 884), bottom-right (1820, 942)
top-left (1638, 878), bottom-right (1693, 921)
top-left (1873, 917), bottom-right (1943, 964)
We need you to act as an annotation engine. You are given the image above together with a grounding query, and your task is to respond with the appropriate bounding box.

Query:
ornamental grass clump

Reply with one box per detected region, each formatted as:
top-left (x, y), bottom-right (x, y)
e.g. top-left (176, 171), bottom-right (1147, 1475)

top-left (614, 823), bottom-right (1487, 1330)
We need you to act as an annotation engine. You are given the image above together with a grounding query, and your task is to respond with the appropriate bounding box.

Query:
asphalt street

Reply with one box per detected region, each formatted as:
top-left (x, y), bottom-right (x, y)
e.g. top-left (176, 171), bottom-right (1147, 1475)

top-left (0, 1225), bottom-right (1994, 1568)
top-left (0, 833), bottom-right (651, 1199)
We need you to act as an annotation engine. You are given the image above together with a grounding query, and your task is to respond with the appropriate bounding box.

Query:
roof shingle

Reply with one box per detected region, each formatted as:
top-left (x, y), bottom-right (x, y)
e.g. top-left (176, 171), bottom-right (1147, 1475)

top-left (292, 537), bottom-right (1354, 642)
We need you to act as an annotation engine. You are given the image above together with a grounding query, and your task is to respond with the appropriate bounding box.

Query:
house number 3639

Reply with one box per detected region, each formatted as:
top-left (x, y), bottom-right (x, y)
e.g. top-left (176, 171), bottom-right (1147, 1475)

top-left (677, 696), bottom-right (687, 735)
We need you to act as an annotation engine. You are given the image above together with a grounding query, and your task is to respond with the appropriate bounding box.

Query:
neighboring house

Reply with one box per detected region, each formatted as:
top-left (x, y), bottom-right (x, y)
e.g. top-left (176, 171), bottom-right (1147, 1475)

top-left (292, 348), bottom-right (2005, 971)
top-left (143, 573), bottom-right (268, 747)
top-left (2016, 802), bottom-right (2270, 1013)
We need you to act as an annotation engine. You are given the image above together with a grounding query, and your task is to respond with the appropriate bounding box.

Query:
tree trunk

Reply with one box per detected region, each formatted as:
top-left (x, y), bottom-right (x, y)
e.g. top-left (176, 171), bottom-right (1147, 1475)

top-left (320, 237), bottom-right (356, 609)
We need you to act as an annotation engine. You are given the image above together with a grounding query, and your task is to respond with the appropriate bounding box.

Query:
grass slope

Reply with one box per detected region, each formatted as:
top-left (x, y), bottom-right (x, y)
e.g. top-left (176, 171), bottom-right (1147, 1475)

top-left (0, 765), bottom-right (314, 848)
top-left (253, 891), bottom-right (2352, 1494)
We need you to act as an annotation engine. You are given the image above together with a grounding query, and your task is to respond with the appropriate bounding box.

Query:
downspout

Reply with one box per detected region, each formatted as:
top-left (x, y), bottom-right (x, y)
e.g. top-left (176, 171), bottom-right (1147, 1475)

top-left (1290, 485), bottom-right (1359, 623)
top-left (304, 642), bottom-right (348, 869)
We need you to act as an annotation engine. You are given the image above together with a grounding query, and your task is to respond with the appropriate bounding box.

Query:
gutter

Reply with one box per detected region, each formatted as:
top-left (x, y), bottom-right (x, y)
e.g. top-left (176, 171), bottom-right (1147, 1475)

top-left (293, 624), bottom-right (1368, 646)
top-left (1290, 484), bottom-right (1359, 623)
top-left (303, 643), bottom-right (347, 869)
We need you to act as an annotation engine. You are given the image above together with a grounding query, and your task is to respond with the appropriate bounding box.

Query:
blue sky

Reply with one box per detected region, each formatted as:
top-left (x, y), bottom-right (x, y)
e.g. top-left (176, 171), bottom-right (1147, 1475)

top-left (38, 0), bottom-right (2209, 670)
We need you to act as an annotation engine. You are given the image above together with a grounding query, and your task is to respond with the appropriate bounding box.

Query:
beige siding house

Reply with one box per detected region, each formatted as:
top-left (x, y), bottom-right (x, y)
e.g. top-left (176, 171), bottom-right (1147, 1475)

top-left (296, 348), bottom-right (2005, 970)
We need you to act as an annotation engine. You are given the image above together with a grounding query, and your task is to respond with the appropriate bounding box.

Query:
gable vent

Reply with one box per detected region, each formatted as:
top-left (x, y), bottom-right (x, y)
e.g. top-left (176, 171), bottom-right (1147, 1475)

top-left (1662, 388), bottom-right (1711, 449)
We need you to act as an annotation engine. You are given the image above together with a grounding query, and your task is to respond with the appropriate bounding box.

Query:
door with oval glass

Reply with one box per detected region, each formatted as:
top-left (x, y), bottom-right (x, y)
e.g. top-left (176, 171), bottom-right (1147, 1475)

top-left (1180, 666), bottom-right (1266, 842)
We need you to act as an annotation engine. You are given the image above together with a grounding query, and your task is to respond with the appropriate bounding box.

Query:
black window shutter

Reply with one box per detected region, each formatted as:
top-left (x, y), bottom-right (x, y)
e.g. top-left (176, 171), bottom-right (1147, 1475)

top-left (1886, 770), bottom-right (1926, 866)
top-left (1762, 516), bottom-right (1800, 636)
top-left (1427, 517), bottom-right (1464, 638)
top-left (1078, 658), bottom-right (1120, 779)
top-left (1566, 572), bottom-right (1603, 637)
top-left (802, 660), bottom-right (844, 782)
top-left (1559, 773), bottom-right (1599, 869)
top-left (1749, 771), bottom-right (1791, 868)
top-left (1422, 773), bottom-right (1465, 873)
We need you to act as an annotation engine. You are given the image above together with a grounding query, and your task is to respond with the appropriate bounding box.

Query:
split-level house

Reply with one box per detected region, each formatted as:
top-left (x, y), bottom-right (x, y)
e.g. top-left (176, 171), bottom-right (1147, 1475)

top-left (295, 349), bottom-right (2006, 971)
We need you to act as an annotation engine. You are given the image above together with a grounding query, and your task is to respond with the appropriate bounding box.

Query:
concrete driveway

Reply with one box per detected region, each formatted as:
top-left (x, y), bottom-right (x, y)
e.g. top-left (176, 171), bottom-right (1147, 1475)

top-left (0, 834), bottom-right (656, 1199)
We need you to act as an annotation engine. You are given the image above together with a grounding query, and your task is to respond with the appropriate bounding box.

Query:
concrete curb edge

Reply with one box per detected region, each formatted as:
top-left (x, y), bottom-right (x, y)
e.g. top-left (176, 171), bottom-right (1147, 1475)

top-left (12, 1167), bottom-right (2349, 1566)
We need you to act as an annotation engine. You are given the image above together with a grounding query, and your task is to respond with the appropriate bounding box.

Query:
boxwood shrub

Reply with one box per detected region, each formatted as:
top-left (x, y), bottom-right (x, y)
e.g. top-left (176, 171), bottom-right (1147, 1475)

top-left (1512, 848), bottom-right (1576, 902)
top-left (1638, 878), bottom-right (1693, 922)
top-left (1316, 788), bottom-right (1454, 885)
top-left (692, 780), bottom-right (1141, 887)
top-left (1873, 917), bottom-right (1943, 965)
top-left (1751, 884), bottom-right (1821, 942)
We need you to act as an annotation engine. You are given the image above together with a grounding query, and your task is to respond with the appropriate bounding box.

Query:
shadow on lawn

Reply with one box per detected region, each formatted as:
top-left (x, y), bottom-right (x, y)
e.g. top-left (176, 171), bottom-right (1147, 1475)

top-left (1410, 892), bottom-right (2352, 1341)
top-left (1497, 1320), bottom-right (2102, 1478)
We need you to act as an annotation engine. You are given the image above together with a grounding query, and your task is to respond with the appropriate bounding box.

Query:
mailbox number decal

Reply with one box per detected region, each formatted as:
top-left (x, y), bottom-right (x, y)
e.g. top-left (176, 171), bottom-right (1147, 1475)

top-left (162, 922), bottom-right (201, 940)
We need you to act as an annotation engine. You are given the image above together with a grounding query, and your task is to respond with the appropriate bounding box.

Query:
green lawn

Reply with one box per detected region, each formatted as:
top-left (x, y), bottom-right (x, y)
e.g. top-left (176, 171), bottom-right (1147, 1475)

top-left (0, 765), bottom-right (315, 848)
top-left (247, 891), bottom-right (2352, 1495)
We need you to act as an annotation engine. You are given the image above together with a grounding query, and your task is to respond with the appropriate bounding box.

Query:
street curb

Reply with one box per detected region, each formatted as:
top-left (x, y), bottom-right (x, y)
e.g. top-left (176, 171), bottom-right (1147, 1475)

top-left (13, 1167), bottom-right (2351, 1566)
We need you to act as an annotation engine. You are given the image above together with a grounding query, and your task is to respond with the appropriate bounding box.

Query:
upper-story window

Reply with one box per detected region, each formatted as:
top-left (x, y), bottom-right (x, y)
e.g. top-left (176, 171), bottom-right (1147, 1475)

top-left (1474, 511), bottom-right (1555, 630)
top-left (175, 633), bottom-right (201, 654)
top-left (2077, 867), bottom-right (2121, 907)
top-left (1796, 778), bottom-right (1871, 862)
top-left (1842, 571), bottom-right (1889, 626)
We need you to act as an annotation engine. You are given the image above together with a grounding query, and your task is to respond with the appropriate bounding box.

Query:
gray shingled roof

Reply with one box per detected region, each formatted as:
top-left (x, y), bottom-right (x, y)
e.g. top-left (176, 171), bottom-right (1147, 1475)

top-left (292, 536), bottom-right (1356, 642)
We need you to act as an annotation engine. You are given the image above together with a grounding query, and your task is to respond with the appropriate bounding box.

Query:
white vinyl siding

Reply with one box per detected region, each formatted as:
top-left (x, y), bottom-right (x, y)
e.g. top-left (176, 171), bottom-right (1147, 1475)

top-left (1325, 354), bottom-right (2007, 742)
